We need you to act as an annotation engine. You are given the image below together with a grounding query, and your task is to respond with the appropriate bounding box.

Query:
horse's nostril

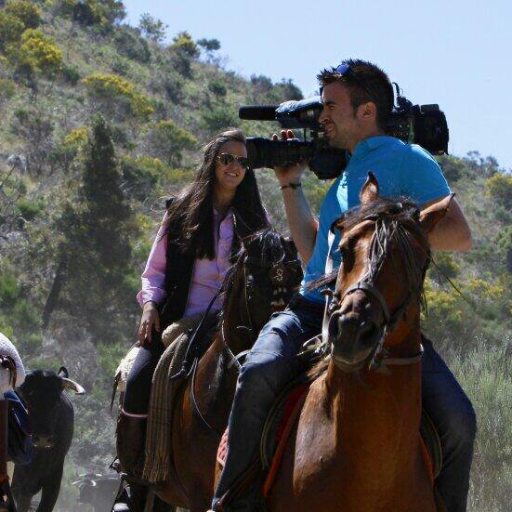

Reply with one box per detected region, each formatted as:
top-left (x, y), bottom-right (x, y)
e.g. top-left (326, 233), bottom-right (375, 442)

top-left (327, 313), bottom-right (341, 339)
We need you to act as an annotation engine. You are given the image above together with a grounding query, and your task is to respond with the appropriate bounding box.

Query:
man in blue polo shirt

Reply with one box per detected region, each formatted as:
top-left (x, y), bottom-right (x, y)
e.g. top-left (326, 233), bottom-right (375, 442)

top-left (211, 60), bottom-right (475, 512)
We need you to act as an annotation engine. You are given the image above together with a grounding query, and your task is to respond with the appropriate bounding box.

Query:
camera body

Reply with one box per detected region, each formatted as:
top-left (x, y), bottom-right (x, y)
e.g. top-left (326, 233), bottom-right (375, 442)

top-left (240, 89), bottom-right (449, 180)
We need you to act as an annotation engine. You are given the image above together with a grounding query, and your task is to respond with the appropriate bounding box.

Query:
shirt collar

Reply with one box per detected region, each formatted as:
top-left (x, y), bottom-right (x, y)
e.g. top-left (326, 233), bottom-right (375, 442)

top-left (213, 206), bottom-right (234, 221)
top-left (350, 135), bottom-right (399, 160)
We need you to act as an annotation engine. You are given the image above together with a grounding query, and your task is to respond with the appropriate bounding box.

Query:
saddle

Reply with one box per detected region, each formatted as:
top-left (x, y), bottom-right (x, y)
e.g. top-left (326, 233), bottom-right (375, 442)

top-left (216, 374), bottom-right (443, 501)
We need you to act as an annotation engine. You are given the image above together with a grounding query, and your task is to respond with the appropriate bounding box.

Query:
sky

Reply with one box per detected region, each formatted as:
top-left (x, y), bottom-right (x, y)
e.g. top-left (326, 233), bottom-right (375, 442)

top-left (122, 0), bottom-right (512, 170)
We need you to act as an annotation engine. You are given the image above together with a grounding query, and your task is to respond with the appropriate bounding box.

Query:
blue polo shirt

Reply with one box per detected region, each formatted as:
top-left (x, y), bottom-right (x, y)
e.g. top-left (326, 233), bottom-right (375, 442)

top-left (300, 136), bottom-right (451, 303)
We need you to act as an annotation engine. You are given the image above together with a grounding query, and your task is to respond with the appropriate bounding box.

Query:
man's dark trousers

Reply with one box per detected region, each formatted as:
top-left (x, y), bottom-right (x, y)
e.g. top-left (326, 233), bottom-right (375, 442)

top-left (212, 295), bottom-right (476, 512)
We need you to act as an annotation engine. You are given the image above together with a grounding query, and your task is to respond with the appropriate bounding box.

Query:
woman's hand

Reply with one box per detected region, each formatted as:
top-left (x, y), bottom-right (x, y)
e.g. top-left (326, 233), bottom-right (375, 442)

top-left (273, 130), bottom-right (307, 186)
top-left (138, 301), bottom-right (160, 346)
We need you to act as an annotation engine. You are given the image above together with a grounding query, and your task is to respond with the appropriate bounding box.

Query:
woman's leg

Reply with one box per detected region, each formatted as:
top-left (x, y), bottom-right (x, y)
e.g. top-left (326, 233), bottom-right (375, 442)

top-left (118, 334), bottom-right (164, 476)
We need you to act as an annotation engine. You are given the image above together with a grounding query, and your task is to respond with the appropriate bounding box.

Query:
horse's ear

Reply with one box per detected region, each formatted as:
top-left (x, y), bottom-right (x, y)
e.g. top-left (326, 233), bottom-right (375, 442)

top-left (419, 194), bottom-right (455, 234)
top-left (283, 237), bottom-right (298, 258)
top-left (360, 172), bottom-right (379, 204)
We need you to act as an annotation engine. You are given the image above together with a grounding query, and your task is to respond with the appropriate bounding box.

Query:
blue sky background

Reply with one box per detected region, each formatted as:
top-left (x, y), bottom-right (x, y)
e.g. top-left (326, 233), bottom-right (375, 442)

top-left (123, 0), bottom-right (511, 170)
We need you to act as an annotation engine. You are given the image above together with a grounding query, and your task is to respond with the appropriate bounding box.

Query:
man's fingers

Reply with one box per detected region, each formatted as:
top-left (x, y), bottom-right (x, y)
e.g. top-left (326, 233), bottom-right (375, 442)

top-left (154, 315), bottom-right (161, 333)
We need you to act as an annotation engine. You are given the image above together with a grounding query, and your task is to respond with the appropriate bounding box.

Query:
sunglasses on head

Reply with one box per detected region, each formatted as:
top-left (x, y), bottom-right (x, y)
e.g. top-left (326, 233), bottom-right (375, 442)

top-left (217, 153), bottom-right (249, 169)
top-left (335, 63), bottom-right (377, 102)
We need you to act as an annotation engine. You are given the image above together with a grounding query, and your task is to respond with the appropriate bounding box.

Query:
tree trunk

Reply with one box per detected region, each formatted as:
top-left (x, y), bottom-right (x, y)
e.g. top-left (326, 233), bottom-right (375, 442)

top-left (42, 253), bottom-right (68, 329)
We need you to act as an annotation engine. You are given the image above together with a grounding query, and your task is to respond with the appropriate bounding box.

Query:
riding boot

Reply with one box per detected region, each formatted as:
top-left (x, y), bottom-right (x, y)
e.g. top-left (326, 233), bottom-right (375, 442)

top-left (116, 410), bottom-right (147, 477)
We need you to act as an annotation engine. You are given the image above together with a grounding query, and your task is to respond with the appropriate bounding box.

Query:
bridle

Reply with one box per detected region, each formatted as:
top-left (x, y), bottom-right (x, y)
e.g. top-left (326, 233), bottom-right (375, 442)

top-left (323, 215), bottom-right (431, 371)
top-left (221, 252), bottom-right (302, 370)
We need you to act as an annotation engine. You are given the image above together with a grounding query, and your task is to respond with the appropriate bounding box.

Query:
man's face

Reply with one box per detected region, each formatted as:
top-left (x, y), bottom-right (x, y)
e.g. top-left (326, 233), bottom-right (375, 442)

top-left (319, 82), bottom-right (361, 150)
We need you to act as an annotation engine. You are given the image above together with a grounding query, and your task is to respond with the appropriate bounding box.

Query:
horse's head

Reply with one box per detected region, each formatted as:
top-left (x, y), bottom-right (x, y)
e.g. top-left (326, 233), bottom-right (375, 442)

top-left (327, 172), bottom-right (453, 372)
top-left (222, 229), bottom-right (303, 344)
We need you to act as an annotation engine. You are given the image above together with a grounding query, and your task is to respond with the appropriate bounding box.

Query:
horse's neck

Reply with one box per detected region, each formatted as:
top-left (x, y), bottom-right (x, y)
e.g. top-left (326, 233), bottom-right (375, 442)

top-left (325, 320), bottom-right (423, 483)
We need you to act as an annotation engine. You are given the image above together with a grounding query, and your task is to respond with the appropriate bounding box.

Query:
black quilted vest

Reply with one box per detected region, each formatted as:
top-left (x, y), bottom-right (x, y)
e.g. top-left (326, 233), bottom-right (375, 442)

top-left (158, 199), bottom-right (242, 330)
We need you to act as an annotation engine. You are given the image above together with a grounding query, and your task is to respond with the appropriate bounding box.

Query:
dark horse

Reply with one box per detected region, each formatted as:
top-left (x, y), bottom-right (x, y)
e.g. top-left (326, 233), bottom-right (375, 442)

top-left (266, 174), bottom-right (451, 511)
top-left (147, 229), bottom-right (303, 511)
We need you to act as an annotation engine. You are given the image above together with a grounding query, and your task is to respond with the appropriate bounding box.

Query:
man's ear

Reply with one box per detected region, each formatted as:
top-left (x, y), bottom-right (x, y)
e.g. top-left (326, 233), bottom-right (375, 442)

top-left (359, 101), bottom-right (377, 122)
top-left (360, 172), bottom-right (379, 205)
top-left (419, 194), bottom-right (455, 234)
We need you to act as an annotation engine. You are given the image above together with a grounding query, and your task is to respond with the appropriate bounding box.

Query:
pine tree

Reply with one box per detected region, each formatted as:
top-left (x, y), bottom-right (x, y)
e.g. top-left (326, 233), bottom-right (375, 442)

top-left (43, 118), bottom-right (138, 338)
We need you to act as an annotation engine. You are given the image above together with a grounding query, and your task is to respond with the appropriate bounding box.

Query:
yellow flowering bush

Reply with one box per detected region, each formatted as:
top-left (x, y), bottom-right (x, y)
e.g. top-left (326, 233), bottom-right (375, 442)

top-left (63, 127), bottom-right (89, 147)
top-left (82, 74), bottom-right (154, 119)
top-left (16, 29), bottom-right (63, 76)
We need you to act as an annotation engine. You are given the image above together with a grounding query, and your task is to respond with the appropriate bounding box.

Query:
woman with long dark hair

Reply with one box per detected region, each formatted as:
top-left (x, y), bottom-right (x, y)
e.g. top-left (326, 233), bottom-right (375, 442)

top-left (117, 129), bottom-right (269, 483)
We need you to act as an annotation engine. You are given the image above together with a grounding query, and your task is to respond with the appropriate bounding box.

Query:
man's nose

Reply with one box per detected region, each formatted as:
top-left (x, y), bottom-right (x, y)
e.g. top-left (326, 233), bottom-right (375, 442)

top-left (318, 107), bottom-right (329, 126)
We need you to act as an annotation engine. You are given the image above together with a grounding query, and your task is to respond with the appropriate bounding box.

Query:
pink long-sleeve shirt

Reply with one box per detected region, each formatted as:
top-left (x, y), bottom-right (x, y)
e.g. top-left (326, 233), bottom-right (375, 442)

top-left (137, 209), bottom-right (235, 317)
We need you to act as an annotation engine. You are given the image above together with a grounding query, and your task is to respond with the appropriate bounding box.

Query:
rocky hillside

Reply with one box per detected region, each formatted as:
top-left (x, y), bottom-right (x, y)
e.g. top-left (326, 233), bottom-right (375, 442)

top-left (0, 1), bottom-right (511, 510)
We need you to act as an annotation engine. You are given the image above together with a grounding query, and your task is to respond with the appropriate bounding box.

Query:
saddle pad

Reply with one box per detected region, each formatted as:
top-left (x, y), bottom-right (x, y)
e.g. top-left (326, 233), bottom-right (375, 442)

top-left (261, 381), bottom-right (443, 496)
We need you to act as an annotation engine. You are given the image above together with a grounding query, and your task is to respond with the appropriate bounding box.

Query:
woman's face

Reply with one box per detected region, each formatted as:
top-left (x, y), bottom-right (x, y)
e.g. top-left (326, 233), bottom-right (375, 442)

top-left (214, 141), bottom-right (247, 193)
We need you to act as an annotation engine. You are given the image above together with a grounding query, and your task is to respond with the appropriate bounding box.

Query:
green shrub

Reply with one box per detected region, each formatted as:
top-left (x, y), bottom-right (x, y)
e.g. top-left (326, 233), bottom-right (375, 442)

top-left (16, 198), bottom-right (43, 222)
top-left (59, 0), bottom-right (125, 28)
top-left (114, 28), bottom-right (150, 63)
top-left (148, 119), bottom-right (196, 166)
top-left (5, 0), bottom-right (41, 29)
top-left (149, 66), bottom-right (183, 103)
top-left (438, 155), bottom-right (465, 182)
top-left (0, 12), bottom-right (25, 53)
top-left (120, 156), bottom-right (160, 201)
top-left (430, 252), bottom-right (460, 283)
top-left (208, 79), bottom-right (227, 97)
top-left (496, 227), bottom-right (512, 272)
top-left (0, 78), bottom-right (16, 105)
top-left (201, 103), bottom-right (238, 133)
top-left (61, 64), bottom-right (80, 84)
top-left (0, 272), bottom-right (19, 307)
top-left (486, 172), bottom-right (512, 210)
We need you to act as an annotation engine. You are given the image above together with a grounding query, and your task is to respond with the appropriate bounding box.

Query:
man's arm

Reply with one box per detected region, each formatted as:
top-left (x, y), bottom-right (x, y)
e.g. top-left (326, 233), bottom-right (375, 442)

top-left (280, 185), bottom-right (318, 264)
top-left (424, 196), bottom-right (472, 251)
top-left (273, 130), bottom-right (318, 264)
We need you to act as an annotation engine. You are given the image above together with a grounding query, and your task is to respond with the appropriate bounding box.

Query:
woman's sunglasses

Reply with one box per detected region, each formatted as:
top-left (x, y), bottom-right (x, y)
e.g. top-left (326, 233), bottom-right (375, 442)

top-left (217, 153), bottom-right (249, 169)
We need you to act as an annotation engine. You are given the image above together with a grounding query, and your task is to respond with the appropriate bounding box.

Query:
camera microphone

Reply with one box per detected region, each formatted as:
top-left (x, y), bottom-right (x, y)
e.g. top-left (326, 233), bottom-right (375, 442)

top-left (238, 105), bottom-right (278, 121)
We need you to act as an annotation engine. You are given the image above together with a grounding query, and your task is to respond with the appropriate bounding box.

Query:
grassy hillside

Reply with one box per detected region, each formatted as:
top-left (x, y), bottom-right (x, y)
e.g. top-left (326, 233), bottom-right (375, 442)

top-left (0, 2), bottom-right (511, 510)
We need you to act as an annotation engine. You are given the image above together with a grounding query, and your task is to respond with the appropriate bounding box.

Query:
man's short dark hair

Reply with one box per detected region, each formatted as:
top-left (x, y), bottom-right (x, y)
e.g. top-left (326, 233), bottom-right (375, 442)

top-left (317, 59), bottom-right (394, 130)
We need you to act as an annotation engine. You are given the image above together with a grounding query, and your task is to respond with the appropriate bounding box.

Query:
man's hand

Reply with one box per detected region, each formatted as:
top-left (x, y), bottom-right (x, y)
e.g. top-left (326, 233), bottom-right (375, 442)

top-left (138, 301), bottom-right (160, 346)
top-left (273, 130), bottom-right (307, 185)
top-left (271, 129), bottom-right (318, 264)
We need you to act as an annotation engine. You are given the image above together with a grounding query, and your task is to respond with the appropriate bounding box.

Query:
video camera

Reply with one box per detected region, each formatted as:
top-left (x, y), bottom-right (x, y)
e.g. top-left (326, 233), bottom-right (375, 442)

top-left (239, 84), bottom-right (449, 180)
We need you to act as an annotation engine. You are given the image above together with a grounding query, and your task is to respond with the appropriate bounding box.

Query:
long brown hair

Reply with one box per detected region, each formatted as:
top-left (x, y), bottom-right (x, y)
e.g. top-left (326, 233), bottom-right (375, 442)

top-left (165, 129), bottom-right (269, 259)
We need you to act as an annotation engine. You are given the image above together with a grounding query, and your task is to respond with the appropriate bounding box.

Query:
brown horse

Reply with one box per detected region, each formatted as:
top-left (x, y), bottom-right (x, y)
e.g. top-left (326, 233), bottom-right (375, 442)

top-left (153, 229), bottom-right (303, 511)
top-left (267, 174), bottom-right (452, 512)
